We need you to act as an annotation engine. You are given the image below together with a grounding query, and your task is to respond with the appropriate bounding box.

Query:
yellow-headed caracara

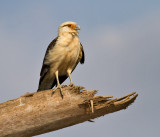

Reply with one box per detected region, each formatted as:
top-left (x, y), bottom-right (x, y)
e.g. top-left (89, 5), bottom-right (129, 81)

top-left (37, 21), bottom-right (85, 98)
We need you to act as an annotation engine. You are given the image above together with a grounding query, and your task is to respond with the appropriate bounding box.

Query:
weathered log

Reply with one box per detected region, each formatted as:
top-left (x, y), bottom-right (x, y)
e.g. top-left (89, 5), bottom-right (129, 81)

top-left (0, 86), bottom-right (138, 137)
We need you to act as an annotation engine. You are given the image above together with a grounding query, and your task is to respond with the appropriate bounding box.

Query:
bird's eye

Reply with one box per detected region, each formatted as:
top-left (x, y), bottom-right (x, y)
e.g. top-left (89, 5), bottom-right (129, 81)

top-left (68, 25), bottom-right (71, 27)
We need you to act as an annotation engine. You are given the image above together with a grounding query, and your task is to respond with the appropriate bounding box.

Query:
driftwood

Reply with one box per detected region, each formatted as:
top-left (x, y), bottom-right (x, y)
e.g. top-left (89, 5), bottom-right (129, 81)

top-left (0, 86), bottom-right (138, 137)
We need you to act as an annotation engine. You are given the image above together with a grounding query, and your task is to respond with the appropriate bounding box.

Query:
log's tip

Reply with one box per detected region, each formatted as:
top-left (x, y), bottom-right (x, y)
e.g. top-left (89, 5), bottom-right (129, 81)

top-left (113, 92), bottom-right (138, 110)
top-left (129, 92), bottom-right (138, 103)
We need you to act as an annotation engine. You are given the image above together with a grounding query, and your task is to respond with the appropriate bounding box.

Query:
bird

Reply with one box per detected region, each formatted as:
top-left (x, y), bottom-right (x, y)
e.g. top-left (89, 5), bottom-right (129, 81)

top-left (37, 21), bottom-right (85, 98)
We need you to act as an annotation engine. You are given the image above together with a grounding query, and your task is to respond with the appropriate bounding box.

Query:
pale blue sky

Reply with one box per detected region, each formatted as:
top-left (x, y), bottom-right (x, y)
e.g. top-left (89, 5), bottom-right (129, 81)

top-left (0, 1), bottom-right (160, 137)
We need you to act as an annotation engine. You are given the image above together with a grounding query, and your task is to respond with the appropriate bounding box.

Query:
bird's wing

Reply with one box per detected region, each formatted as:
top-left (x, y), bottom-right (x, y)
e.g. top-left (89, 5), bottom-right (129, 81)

top-left (79, 43), bottom-right (85, 64)
top-left (72, 43), bottom-right (85, 72)
top-left (38, 37), bottom-right (58, 88)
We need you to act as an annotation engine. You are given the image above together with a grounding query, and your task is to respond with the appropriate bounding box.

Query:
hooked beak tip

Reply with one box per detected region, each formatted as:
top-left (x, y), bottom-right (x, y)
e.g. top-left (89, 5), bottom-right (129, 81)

top-left (75, 25), bottom-right (81, 30)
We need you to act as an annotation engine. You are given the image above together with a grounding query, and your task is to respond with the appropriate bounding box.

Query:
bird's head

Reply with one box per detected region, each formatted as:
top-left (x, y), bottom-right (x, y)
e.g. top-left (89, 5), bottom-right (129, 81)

top-left (58, 21), bottom-right (80, 36)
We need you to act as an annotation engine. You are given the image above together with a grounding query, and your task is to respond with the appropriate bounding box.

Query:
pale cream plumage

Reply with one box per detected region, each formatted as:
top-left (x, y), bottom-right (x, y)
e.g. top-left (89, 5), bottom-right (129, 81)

top-left (37, 21), bottom-right (85, 98)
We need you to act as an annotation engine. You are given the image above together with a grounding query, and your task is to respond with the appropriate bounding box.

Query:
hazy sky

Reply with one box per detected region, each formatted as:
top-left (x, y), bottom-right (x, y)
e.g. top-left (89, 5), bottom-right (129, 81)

top-left (0, 1), bottom-right (160, 137)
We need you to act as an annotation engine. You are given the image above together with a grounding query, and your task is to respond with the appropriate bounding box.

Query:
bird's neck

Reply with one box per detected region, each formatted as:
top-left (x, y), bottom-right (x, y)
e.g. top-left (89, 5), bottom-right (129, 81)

top-left (57, 32), bottom-right (80, 46)
top-left (58, 31), bottom-right (79, 37)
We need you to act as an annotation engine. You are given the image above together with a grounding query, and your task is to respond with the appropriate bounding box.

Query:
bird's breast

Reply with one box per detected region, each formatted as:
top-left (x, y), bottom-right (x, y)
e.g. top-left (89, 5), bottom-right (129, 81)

top-left (48, 35), bottom-right (81, 75)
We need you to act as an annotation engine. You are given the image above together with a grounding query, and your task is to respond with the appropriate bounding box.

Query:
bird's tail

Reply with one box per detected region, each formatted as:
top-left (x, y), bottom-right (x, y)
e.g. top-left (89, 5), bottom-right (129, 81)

top-left (37, 73), bottom-right (56, 92)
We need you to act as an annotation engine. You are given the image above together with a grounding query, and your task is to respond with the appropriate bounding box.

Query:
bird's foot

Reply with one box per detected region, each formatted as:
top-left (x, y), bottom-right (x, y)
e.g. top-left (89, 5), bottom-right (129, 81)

top-left (68, 83), bottom-right (82, 90)
top-left (61, 85), bottom-right (67, 88)
top-left (69, 82), bottom-right (75, 87)
top-left (52, 85), bottom-right (63, 99)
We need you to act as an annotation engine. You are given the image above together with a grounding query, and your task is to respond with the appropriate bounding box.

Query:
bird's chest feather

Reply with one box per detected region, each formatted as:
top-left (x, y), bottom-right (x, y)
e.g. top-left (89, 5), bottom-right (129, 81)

top-left (58, 35), bottom-right (80, 59)
top-left (61, 36), bottom-right (80, 66)
top-left (48, 35), bottom-right (80, 73)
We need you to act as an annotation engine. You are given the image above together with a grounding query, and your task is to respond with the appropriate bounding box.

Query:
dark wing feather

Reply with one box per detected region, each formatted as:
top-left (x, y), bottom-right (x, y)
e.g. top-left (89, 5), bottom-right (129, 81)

top-left (38, 37), bottom-right (58, 89)
top-left (80, 43), bottom-right (85, 64)
top-left (40, 37), bottom-right (58, 76)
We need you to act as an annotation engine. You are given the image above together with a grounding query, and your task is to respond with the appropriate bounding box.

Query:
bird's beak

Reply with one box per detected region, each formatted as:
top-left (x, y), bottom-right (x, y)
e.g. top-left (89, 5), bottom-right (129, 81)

top-left (75, 25), bottom-right (81, 30)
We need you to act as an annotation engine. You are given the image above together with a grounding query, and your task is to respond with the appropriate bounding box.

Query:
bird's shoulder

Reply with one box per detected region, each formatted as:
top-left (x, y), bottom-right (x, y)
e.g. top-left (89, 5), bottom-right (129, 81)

top-left (40, 37), bottom-right (58, 76)
top-left (45, 37), bottom-right (58, 55)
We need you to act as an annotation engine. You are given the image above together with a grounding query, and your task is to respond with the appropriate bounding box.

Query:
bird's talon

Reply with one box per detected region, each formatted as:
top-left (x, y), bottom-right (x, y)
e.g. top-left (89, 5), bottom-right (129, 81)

top-left (61, 85), bottom-right (67, 88)
top-left (52, 91), bottom-right (55, 95)
top-left (69, 83), bottom-right (75, 87)
top-left (59, 87), bottom-right (63, 99)
top-left (51, 86), bottom-right (63, 99)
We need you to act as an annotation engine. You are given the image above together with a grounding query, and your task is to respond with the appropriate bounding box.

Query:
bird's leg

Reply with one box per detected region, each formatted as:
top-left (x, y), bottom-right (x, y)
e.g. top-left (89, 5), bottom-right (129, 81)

top-left (52, 71), bottom-right (63, 99)
top-left (67, 69), bottom-right (75, 87)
